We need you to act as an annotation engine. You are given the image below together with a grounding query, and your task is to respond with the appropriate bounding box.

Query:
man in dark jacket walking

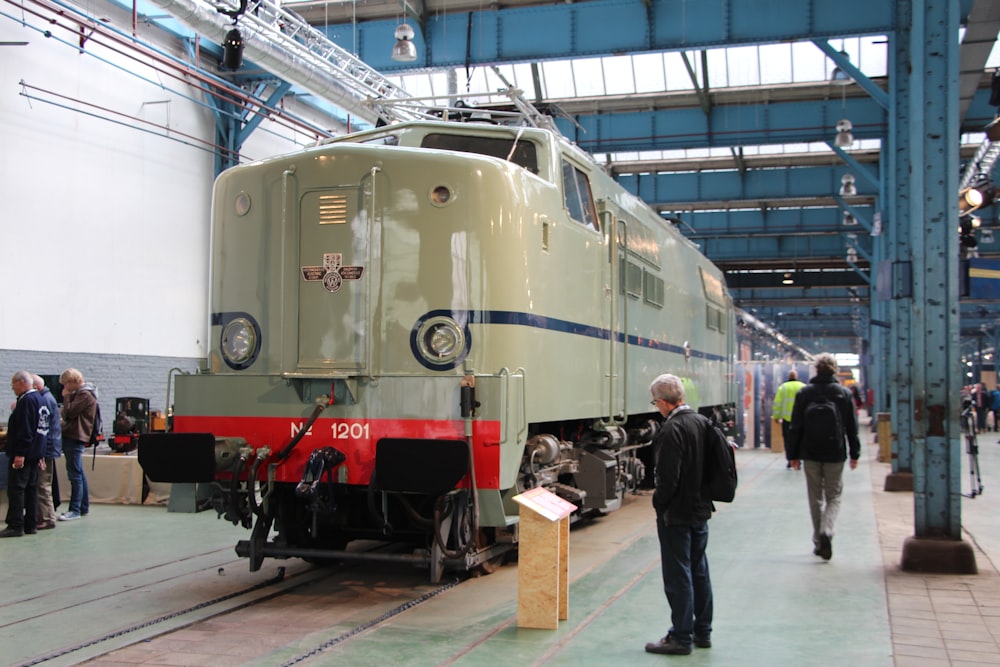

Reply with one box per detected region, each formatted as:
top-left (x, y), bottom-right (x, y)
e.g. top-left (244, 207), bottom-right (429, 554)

top-left (787, 353), bottom-right (861, 561)
top-left (644, 373), bottom-right (714, 655)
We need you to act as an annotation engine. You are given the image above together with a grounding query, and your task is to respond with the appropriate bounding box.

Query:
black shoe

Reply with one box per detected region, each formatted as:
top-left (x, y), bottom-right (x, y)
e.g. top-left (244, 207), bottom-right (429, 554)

top-left (694, 635), bottom-right (712, 649)
top-left (818, 533), bottom-right (832, 560)
top-left (24, 528), bottom-right (37, 535)
top-left (0, 527), bottom-right (24, 538)
top-left (645, 636), bottom-right (692, 655)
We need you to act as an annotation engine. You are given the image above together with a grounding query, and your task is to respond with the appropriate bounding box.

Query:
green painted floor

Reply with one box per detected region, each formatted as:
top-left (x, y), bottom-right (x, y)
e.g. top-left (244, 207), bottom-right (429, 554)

top-left (5, 419), bottom-right (999, 666)
top-left (302, 446), bottom-right (893, 667)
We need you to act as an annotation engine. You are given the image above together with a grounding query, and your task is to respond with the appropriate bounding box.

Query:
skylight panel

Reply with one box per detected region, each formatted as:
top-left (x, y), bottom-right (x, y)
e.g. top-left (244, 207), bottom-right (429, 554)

top-left (632, 53), bottom-right (667, 93)
top-left (664, 52), bottom-right (696, 91)
top-left (602, 55), bottom-right (637, 95)
top-left (725, 45), bottom-right (761, 86)
top-left (542, 60), bottom-right (576, 98)
top-left (790, 41), bottom-right (827, 83)
top-left (705, 48), bottom-right (729, 87)
top-left (759, 43), bottom-right (793, 85)
top-left (573, 59), bottom-right (605, 97)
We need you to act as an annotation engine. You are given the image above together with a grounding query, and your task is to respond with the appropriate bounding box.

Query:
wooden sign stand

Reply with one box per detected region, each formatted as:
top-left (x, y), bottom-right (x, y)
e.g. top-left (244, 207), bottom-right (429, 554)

top-left (512, 487), bottom-right (577, 629)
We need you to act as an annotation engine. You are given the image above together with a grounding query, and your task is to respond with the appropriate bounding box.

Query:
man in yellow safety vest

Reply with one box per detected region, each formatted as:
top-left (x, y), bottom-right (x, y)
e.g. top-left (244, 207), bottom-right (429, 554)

top-left (773, 370), bottom-right (805, 469)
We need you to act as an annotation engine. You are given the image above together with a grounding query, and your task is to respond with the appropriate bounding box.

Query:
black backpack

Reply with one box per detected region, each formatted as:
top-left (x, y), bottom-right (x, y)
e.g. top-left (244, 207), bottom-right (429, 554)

top-left (81, 388), bottom-right (103, 446)
top-left (803, 393), bottom-right (844, 454)
top-left (700, 415), bottom-right (738, 503)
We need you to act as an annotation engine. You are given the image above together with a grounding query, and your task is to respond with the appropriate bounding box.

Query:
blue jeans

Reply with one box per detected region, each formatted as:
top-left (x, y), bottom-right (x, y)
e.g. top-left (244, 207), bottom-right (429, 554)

top-left (656, 517), bottom-right (713, 645)
top-left (62, 438), bottom-right (90, 515)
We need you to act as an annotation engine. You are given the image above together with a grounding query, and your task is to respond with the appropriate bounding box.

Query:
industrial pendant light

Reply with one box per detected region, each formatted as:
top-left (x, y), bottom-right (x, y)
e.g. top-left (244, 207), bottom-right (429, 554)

top-left (840, 173), bottom-right (857, 196)
top-left (222, 25), bottom-right (245, 70)
top-left (217, 0), bottom-right (248, 70)
top-left (830, 50), bottom-right (852, 85)
top-left (392, 23), bottom-right (417, 62)
top-left (834, 119), bottom-right (854, 148)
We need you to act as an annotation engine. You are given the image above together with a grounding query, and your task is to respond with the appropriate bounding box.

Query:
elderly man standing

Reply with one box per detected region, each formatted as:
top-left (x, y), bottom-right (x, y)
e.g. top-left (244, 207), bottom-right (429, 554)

top-left (3, 371), bottom-right (48, 537)
top-left (33, 374), bottom-right (62, 530)
top-left (644, 373), bottom-right (715, 655)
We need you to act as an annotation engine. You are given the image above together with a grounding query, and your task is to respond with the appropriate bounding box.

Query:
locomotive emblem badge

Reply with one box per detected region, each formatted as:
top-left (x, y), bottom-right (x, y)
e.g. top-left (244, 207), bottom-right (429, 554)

top-left (301, 252), bottom-right (365, 293)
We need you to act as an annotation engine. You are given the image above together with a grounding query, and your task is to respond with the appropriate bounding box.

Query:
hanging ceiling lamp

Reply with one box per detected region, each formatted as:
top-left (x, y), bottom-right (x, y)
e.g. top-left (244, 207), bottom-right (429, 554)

top-left (831, 50), bottom-right (852, 85)
top-left (222, 25), bottom-right (245, 70)
top-left (834, 119), bottom-right (854, 148)
top-left (392, 23), bottom-right (417, 62)
top-left (840, 173), bottom-right (857, 196)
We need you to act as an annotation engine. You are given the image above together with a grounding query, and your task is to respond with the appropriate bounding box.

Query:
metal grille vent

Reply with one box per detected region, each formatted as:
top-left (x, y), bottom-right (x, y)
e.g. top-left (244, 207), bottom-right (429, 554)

top-left (318, 194), bottom-right (348, 225)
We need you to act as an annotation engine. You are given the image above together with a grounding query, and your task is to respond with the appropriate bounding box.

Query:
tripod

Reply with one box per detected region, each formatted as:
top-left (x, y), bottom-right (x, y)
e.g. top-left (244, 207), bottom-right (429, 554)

top-left (961, 404), bottom-right (984, 498)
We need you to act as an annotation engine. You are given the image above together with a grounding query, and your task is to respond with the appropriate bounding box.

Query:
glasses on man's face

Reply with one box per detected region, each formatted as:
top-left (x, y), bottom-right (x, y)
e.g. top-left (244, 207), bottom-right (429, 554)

top-left (650, 398), bottom-right (659, 406)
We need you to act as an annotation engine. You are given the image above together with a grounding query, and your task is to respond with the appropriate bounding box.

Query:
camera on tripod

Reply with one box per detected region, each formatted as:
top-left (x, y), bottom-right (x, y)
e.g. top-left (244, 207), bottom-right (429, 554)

top-left (961, 397), bottom-right (984, 498)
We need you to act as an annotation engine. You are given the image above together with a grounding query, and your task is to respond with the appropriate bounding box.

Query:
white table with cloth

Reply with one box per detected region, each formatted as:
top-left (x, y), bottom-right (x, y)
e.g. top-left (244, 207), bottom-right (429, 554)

top-left (85, 450), bottom-right (171, 505)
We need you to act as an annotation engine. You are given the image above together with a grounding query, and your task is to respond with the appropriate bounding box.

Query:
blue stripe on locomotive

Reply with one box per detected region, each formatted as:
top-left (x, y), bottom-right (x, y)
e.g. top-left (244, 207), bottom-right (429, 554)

top-left (410, 308), bottom-right (726, 371)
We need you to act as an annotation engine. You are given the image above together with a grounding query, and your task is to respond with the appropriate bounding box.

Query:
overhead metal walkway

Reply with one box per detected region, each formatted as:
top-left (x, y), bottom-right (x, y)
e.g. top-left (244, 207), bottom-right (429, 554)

top-left (144, 0), bottom-right (430, 125)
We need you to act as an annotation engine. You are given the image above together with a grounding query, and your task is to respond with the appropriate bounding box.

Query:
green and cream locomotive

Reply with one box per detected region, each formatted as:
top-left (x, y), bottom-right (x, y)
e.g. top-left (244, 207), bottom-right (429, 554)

top-left (140, 115), bottom-right (737, 581)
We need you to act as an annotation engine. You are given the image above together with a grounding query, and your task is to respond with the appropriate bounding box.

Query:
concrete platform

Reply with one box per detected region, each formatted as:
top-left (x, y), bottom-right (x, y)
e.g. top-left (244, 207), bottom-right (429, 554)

top-left (2, 416), bottom-right (999, 666)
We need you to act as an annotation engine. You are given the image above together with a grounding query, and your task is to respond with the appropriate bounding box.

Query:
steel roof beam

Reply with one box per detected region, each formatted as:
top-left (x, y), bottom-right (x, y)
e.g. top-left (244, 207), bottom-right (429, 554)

top-left (320, 0), bottom-right (898, 72)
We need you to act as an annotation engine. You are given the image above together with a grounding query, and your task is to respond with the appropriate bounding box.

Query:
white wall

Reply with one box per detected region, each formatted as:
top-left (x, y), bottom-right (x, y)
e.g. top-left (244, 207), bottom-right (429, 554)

top-left (0, 6), bottom-right (318, 359)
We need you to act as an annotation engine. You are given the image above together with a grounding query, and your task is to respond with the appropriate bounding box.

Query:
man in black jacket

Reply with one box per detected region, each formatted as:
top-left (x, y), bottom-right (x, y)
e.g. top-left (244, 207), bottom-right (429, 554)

top-left (644, 373), bottom-right (714, 655)
top-left (3, 371), bottom-right (48, 538)
top-left (787, 353), bottom-right (861, 561)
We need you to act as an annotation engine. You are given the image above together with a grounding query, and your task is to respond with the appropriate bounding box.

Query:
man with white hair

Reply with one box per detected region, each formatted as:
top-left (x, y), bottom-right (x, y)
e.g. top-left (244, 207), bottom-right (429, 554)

top-left (2, 371), bottom-right (47, 537)
top-left (644, 373), bottom-right (715, 655)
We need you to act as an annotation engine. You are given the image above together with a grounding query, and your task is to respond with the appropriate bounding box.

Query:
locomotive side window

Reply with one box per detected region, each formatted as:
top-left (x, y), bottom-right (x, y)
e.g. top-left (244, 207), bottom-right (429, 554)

top-left (700, 267), bottom-right (727, 332)
top-left (561, 160), bottom-right (599, 232)
top-left (643, 271), bottom-right (665, 308)
top-left (621, 260), bottom-right (643, 298)
top-left (421, 133), bottom-right (538, 173)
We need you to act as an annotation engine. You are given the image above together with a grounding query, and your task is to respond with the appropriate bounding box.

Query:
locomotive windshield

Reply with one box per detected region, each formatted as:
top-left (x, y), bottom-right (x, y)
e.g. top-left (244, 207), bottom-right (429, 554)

top-left (420, 133), bottom-right (539, 174)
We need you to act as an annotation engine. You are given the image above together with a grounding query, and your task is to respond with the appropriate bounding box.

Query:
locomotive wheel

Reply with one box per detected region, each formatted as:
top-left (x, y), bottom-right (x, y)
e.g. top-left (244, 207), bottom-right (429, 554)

top-left (471, 528), bottom-right (505, 576)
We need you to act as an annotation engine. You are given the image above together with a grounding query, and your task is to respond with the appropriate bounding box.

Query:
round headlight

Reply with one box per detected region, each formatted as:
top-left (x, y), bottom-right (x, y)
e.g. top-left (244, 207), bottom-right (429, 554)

top-left (414, 315), bottom-right (468, 368)
top-left (222, 317), bottom-right (258, 367)
top-left (427, 324), bottom-right (460, 357)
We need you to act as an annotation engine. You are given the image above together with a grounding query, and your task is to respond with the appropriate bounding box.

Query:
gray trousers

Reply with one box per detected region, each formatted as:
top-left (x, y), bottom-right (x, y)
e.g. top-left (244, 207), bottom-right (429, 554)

top-left (802, 460), bottom-right (845, 544)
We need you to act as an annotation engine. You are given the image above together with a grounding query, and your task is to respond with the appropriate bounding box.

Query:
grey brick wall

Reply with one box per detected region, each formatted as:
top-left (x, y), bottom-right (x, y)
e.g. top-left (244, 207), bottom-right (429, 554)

top-left (1, 350), bottom-right (201, 436)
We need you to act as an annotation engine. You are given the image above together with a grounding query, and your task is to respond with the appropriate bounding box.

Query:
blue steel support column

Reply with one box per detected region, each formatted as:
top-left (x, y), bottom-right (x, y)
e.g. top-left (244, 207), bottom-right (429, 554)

top-left (868, 145), bottom-right (887, 417)
top-left (887, 3), bottom-right (914, 491)
top-left (900, 0), bottom-right (975, 573)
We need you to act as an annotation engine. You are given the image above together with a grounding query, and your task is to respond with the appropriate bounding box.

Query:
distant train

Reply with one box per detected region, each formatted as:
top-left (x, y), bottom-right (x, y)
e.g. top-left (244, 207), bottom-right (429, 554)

top-left (139, 110), bottom-right (737, 581)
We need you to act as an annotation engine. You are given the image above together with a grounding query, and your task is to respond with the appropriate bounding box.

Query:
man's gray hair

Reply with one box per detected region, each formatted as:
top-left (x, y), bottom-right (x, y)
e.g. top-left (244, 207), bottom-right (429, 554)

top-left (650, 373), bottom-right (686, 404)
top-left (12, 370), bottom-right (32, 386)
top-left (814, 353), bottom-right (838, 376)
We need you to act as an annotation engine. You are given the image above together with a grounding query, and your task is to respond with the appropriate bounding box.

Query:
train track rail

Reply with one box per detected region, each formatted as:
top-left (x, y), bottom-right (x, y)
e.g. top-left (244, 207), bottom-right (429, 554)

top-left (20, 543), bottom-right (461, 667)
top-left (7, 547), bottom-right (326, 666)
